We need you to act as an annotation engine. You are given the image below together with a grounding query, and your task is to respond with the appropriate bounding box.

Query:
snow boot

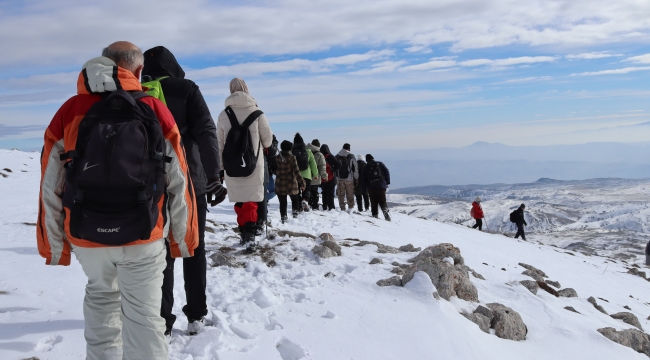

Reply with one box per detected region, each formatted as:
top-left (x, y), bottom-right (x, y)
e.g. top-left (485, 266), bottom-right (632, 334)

top-left (188, 317), bottom-right (206, 336)
top-left (292, 211), bottom-right (299, 218)
top-left (302, 200), bottom-right (311, 212)
top-left (281, 215), bottom-right (288, 224)
top-left (382, 208), bottom-right (391, 222)
top-left (240, 222), bottom-right (257, 251)
top-left (372, 213), bottom-right (379, 219)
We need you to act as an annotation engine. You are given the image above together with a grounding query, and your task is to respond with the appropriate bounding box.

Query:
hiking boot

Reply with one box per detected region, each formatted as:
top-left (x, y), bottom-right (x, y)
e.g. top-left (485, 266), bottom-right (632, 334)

top-left (302, 201), bottom-right (310, 212)
top-left (164, 327), bottom-right (172, 342)
top-left (372, 213), bottom-right (379, 219)
top-left (292, 211), bottom-right (299, 218)
top-left (281, 215), bottom-right (288, 224)
top-left (188, 317), bottom-right (205, 336)
top-left (382, 208), bottom-right (391, 222)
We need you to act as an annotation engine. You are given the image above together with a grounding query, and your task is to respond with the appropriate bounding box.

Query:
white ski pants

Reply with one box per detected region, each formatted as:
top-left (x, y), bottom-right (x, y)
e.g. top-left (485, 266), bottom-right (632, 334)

top-left (72, 239), bottom-right (168, 360)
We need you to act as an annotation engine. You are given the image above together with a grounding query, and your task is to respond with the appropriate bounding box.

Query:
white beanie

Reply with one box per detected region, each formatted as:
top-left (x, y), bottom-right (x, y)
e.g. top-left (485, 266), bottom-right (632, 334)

top-left (475, 196), bottom-right (481, 202)
top-left (357, 154), bottom-right (364, 161)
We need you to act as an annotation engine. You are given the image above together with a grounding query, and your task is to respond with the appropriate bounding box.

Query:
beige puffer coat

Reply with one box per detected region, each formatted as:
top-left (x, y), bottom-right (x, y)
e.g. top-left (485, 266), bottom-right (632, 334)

top-left (307, 143), bottom-right (328, 185)
top-left (217, 92), bottom-right (273, 202)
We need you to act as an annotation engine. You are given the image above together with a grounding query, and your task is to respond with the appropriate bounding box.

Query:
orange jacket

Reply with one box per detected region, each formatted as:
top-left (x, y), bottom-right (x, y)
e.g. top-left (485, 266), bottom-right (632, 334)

top-left (37, 56), bottom-right (198, 265)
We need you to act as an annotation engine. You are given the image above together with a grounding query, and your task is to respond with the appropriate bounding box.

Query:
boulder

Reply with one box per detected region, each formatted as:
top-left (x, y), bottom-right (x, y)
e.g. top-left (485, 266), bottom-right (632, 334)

top-left (537, 281), bottom-right (559, 297)
top-left (376, 276), bottom-right (402, 287)
top-left (518, 262), bottom-right (547, 277)
top-left (564, 306), bottom-right (580, 314)
top-left (402, 244), bottom-right (478, 302)
top-left (611, 312), bottom-right (644, 331)
top-left (546, 280), bottom-right (561, 288)
top-left (597, 327), bottom-right (650, 357)
top-left (588, 296), bottom-right (608, 315)
top-left (470, 269), bottom-right (485, 280)
top-left (355, 241), bottom-right (401, 254)
top-left (319, 233), bottom-right (335, 242)
top-left (474, 305), bottom-right (494, 321)
top-left (462, 313), bottom-right (491, 333)
top-left (369, 258), bottom-right (383, 265)
top-left (486, 303), bottom-right (527, 341)
top-left (321, 240), bottom-right (342, 256)
top-left (398, 244), bottom-right (421, 252)
top-left (391, 267), bottom-right (405, 275)
top-left (519, 280), bottom-right (538, 295)
top-left (277, 230), bottom-right (316, 239)
top-left (558, 288), bottom-right (578, 298)
top-left (522, 270), bottom-right (544, 282)
top-left (210, 252), bottom-right (242, 268)
top-left (312, 245), bottom-right (337, 258)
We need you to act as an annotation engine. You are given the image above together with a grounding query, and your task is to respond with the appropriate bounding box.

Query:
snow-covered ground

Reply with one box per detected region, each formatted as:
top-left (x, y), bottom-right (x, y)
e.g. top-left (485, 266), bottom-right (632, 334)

top-left (390, 178), bottom-right (650, 263)
top-left (1, 149), bottom-right (650, 359)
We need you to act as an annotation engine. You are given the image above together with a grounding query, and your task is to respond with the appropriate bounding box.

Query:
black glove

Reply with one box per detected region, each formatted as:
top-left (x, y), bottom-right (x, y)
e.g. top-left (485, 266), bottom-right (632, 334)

top-left (206, 178), bottom-right (227, 206)
top-left (219, 170), bottom-right (225, 183)
top-left (524, 221), bottom-right (527, 226)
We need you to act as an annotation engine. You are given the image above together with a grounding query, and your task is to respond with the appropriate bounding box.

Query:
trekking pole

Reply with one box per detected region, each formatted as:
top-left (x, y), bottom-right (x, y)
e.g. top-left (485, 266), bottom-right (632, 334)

top-left (484, 218), bottom-right (490, 232)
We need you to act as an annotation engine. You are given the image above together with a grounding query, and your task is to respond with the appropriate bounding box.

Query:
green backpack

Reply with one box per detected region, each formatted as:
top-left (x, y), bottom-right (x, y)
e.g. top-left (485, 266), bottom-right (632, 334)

top-left (141, 76), bottom-right (168, 105)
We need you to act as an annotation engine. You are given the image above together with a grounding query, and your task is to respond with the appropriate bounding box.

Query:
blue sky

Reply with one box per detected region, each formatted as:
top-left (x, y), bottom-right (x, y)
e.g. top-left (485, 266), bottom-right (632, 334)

top-left (1, 0), bottom-right (650, 151)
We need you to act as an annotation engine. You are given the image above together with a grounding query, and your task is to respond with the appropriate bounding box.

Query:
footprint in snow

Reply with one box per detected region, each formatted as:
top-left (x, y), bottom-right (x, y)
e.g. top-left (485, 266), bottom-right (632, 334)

top-left (34, 334), bottom-right (62, 352)
top-left (276, 337), bottom-right (307, 360)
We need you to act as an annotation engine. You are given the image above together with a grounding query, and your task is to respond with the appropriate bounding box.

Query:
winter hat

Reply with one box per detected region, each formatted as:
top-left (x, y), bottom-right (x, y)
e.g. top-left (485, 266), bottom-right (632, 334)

top-left (366, 154), bottom-right (374, 162)
top-left (320, 144), bottom-right (331, 155)
top-left (311, 139), bottom-right (320, 147)
top-left (293, 133), bottom-right (304, 145)
top-left (475, 196), bottom-right (481, 202)
top-left (343, 143), bottom-right (351, 151)
top-left (229, 78), bottom-right (249, 94)
top-left (520, 203), bottom-right (526, 209)
top-left (356, 154), bottom-right (364, 161)
top-left (280, 140), bottom-right (293, 152)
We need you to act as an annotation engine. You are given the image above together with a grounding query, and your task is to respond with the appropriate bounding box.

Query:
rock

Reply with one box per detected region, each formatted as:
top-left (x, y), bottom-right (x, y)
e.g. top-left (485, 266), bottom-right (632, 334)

top-left (391, 267), bottom-right (405, 275)
top-left (370, 258), bottom-right (383, 264)
top-left (398, 244), bottom-right (421, 252)
top-left (376, 276), bottom-right (402, 287)
top-left (628, 268), bottom-right (640, 275)
top-left (462, 312), bottom-right (491, 333)
top-left (564, 306), bottom-right (580, 314)
top-left (558, 288), bottom-right (578, 298)
top-left (546, 280), bottom-right (561, 288)
top-left (209, 252), bottom-right (242, 268)
top-left (537, 281), bottom-right (559, 297)
top-left (624, 306), bottom-right (632, 310)
top-left (391, 261), bottom-right (401, 266)
top-left (522, 270), bottom-right (544, 282)
top-left (473, 305), bottom-right (494, 321)
top-left (355, 241), bottom-right (401, 254)
top-left (470, 269), bottom-right (485, 280)
top-left (486, 303), bottom-right (527, 341)
top-left (321, 240), bottom-right (342, 256)
top-left (588, 296), bottom-right (608, 315)
top-left (611, 312), bottom-right (644, 331)
top-left (518, 262), bottom-right (547, 277)
top-left (319, 233), bottom-right (335, 242)
top-left (519, 280), bottom-right (538, 295)
top-left (277, 230), bottom-right (316, 239)
top-left (312, 245), bottom-right (337, 258)
top-left (639, 271), bottom-right (648, 279)
top-left (402, 244), bottom-right (478, 302)
top-left (597, 327), bottom-right (650, 357)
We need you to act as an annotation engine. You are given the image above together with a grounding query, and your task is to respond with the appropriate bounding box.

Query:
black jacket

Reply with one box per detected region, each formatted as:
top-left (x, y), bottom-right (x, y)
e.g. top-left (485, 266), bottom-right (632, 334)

top-left (360, 160), bottom-right (390, 193)
top-left (513, 208), bottom-right (527, 226)
top-left (142, 46), bottom-right (219, 195)
top-left (354, 160), bottom-right (367, 195)
top-left (320, 144), bottom-right (340, 188)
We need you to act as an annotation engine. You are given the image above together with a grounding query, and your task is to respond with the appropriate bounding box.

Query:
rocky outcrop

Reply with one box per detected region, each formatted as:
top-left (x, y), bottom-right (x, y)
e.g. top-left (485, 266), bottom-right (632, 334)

top-left (546, 280), bottom-right (561, 288)
top-left (319, 233), bottom-right (335, 242)
top-left (611, 312), bottom-right (644, 331)
top-left (558, 288), bottom-right (578, 298)
top-left (537, 281), bottom-right (559, 297)
top-left (369, 258), bottom-right (383, 264)
top-left (376, 276), bottom-right (402, 287)
top-left (487, 303), bottom-right (527, 341)
top-left (321, 240), bottom-right (342, 256)
top-left (518, 263), bottom-right (547, 277)
top-left (588, 296), bottom-right (608, 315)
top-left (402, 244), bottom-right (478, 302)
top-left (398, 244), bottom-right (421, 252)
top-left (354, 241), bottom-right (401, 254)
top-left (522, 270), bottom-right (545, 282)
top-left (469, 269), bottom-right (485, 280)
top-left (520, 280), bottom-right (538, 295)
top-left (564, 306), bottom-right (580, 314)
top-left (598, 327), bottom-right (650, 357)
top-left (277, 230), bottom-right (316, 239)
top-left (312, 245), bottom-right (338, 258)
top-left (462, 313), bottom-right (491, 333)
top-left (210, 252), bottom-right (243, 268)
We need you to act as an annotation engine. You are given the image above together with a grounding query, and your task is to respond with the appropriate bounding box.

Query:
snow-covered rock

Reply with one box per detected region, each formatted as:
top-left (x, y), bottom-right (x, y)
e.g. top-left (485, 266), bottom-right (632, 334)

top-left (558, 288), bottom-right (578, 298)
top-left (598, 327), bottom-right (650, 357)
top-left (520, 280), bottom-right (539, 295)
top-left (487, 303), bottom-right (527, 341)
top-left (611, 312), bottom-right (644, 331)
top-left (311, 244), bottom-right (337, 258)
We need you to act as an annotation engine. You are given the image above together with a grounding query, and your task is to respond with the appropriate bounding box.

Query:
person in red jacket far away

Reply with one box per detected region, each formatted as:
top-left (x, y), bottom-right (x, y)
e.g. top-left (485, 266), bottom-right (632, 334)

top-left (471, 196), bottom-right (485, 231)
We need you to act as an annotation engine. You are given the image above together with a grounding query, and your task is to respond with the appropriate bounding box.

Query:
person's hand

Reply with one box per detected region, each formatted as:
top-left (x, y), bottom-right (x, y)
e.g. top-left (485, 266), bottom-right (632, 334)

top-left (219, 170), bottom-right (225, 183)
top-left (206, 178), bottom-right (227, 206)
top-left (313, 177), bottom-right (318, 181)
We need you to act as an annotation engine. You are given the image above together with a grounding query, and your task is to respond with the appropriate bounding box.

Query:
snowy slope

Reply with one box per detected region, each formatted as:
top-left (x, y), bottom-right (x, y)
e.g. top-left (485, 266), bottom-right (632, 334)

top-left (1, 149), bottom-right (650, 360)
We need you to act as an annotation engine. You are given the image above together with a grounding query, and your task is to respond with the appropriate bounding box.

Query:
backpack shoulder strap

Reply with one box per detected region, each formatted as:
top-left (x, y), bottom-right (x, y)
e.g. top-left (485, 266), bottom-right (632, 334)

top-left (224, 106), bottom-right (240, 129)
top-left (241, 110), bottom-right (264, 129)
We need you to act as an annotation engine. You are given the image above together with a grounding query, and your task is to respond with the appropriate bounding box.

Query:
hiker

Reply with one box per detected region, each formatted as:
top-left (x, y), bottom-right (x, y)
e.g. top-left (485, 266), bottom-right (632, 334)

top-left (512, 204), bottom-right (528, 240)
top-left (275, 140), bottom-right (306, 222)
top-left (320, 144), bottom-right (340, 211)
top-left (292, 133), bottom-right (318, 212)
top-left (645, 241), bottom-right (649, 266)
top-left (217, 78), bottom-right (273, 249)
top-left (360, 154), bottom-right (391, 221)
top-left (266, 135), bottom-right (279, 202)
top-left (354, 154), bottom-right (370, 212)
top-left (36, 42), bottom-right (198, 360)
top-left (336, 143), bottom-right (359, 212)
top-left (307, 139), bottom-right (328, 210)
top-left (471, 197), bottom-right (484, 231)
top-left (142, 46), bottom-right (226, 338)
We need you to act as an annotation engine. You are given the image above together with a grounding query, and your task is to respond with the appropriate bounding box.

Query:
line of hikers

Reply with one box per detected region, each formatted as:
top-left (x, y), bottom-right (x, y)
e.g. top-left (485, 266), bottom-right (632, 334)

top-left (470, 197), bottom-right (527, 240)
top-left (35, 41), bottom-right (391, 360)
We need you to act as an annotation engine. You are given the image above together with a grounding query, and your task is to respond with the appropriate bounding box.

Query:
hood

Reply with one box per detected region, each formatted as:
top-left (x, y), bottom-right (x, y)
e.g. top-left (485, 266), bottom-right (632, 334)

top-left (77, 56), bottom-right (143, 95)
top-left (337, 149), bottom-right (350, 157)
top-left (294, 133), bottom-right (305, 146)
top-left (225, 91), bottom-right (257, 108)
top-left (320, 144), bottom-right (331, 155)
top-left (307, 143), bottom-right (320, 153)
top-left (142, 46), bottom-right (185, 79)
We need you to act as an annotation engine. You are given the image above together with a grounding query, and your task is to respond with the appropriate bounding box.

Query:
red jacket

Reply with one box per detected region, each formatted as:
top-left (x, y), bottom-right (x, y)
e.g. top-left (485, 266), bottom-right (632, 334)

top-left (471, 202), bottom-right (484, 219)
top-left (37, 57), bottom-right (198, 265)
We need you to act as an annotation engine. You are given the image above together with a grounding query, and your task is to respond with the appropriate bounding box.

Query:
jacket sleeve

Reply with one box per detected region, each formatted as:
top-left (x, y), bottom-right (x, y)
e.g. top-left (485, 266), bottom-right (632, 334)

top-left (351, 157), bottom-right (359, 180)
top-left (360, 165), bottom-right (368, 194)
top-left (187, 84), bottom-right (220, 180)
top-left (37, 108), bottom-right (70, 266)
top-left (381, 162), bottom-right (390, 185)
top-left (257, 113), bottom-right (273, 149)
top-left (308, 150), bottom-right (318, 178)
top-left (216, 111), bottom-right (226, 171)
top-left (317, 154), bottom-right (327, 179)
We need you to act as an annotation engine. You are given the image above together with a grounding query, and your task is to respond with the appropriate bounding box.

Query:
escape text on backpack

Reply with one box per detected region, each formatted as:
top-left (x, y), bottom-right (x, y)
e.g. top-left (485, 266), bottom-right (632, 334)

top-left (293, 143), bottom-right (309, 171)
top-left (60, 90), bottom-right (169, 245)
top-left (222, 107), bottom-right (263, 178)
top-left (368, 162), bottom-right (384, 185)
top-left (336, 154), bottom-right (353, 179)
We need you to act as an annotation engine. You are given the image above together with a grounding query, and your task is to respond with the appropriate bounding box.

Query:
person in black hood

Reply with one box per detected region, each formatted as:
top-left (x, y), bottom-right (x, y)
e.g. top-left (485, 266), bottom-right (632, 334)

top-left (360, 154), bottom-right (391, 221)
top-left (142, 46), bottom-right (225, 337)
top-left (512, 204), bottom-right (527, 240)
top-left (319, 144), bottom-right (340, 210)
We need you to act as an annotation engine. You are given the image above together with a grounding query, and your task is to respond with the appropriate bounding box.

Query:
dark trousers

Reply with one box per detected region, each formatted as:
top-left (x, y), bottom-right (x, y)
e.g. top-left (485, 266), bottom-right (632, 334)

top-left (472, 218), bottom-right (483, 230)
top-left (278, 194), bottom-right (301, 217)
top-left (299, 178), bottom-right (311, 202)
top-left (161, 193), bottom-right (207, 329)
top-left (368, 188), bottom-right (387, 216)
top-left (309, 185), bottom-right (320, 210)
top-left (321, 183), bottom-right (336, 210)
top-left (355, 193), bottom-right (370, 211)
top-left (514, 223), bottom-right (526, 240)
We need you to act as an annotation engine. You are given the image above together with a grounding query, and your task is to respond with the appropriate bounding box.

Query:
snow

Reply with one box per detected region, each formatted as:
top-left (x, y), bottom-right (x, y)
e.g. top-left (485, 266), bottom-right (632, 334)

top-left (1, 149), bottom-right (650, 359)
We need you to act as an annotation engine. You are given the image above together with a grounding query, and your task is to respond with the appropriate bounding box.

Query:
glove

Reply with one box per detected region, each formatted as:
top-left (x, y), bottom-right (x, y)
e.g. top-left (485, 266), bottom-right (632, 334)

top-left (219, 170), bottom-right (225, 183)
top-left (206, 178), bottom-right (227, 206)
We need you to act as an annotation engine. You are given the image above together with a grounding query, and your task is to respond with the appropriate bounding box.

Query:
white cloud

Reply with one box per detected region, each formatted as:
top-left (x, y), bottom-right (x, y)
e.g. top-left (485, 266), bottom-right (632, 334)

top-left (495, 76), bottom-right (553, 84)
top-left (461, 56), bottom-right (558, 67)
top-left (352, 61), bottom-right (406, 75)
top-left (572, 67), bottom-right (650, 76)
top-left (624, 54), bottom-right (650, 64)
top-left (400, 60), bottom-right (457, 71)
top-left (565, 52), bottom-right (623, 60)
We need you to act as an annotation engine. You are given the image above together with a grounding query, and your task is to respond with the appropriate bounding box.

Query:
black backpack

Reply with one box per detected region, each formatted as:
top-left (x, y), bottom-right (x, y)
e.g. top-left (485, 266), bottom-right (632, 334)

top-left (336, 154), bottom-right (352, 179)
top-left (60, 90), bottom-right (169, 245)
top-left (368, 162), bottom-right (384, 185)
top-left (222, 107), bottom-right (263, 177)
top-left (509, 210), bottom-right (517, 223)
top-left (293, 143), bottom-right (309, 171)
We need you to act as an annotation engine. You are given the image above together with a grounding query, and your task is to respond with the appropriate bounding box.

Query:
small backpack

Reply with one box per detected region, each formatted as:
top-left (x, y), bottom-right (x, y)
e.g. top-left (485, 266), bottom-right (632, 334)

top-left (59, 90), bottom-right (169, 245)
top-left (509, 210), bottom-right (517, 223)
top-left (337, 155), bottom-right (351, 179)
top-left (222, 107), bottom-right (263, 177)
top-left (293, 143), bottom-right (309, 171)
top-left (368, 162), bottom-right (384, 185)
top-left (141, 76), bottom-right (168, 105)
top-left (324, 155), bottom-right (334, 182)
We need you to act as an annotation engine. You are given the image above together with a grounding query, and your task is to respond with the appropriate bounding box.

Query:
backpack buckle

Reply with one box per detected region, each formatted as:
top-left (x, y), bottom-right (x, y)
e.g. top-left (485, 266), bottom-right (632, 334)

top-left (60, 150), bottom-right (79, 161)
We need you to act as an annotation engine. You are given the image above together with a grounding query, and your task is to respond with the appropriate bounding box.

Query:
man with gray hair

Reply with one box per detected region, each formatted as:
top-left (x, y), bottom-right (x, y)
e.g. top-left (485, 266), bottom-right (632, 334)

top-left (37, 41), bottom-right (198, 360)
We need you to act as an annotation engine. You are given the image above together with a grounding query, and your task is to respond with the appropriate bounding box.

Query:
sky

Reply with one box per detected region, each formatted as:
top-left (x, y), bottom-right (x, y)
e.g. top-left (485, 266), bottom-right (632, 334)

top-left (1, 0), bottom-right (650, 151)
